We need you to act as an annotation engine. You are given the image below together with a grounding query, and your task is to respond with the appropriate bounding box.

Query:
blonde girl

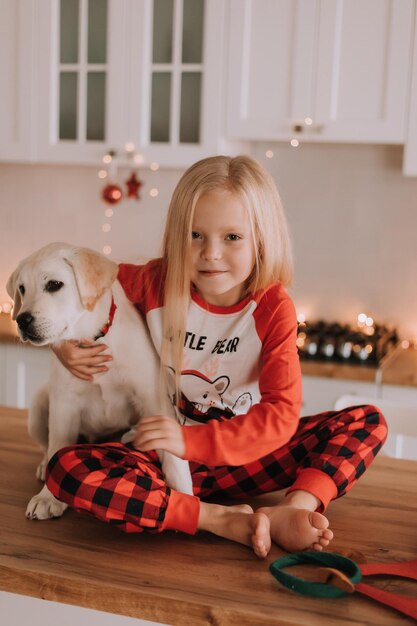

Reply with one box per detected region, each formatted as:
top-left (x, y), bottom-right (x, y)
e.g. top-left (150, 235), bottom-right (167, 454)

top-left (49, 155), bottom-right (387, 557)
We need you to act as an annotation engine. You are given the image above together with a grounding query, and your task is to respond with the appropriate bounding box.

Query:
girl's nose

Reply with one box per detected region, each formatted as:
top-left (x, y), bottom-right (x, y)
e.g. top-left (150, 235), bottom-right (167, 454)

top-left (202, 240), bottom-right (222, 260)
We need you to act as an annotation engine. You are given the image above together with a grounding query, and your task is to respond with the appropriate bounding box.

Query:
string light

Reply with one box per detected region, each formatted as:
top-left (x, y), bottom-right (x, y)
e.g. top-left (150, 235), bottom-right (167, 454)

top-left (265, 150), bottom-right (274, 159)
top-left (98, 169), bottom-right (108, 179)
top-left (134, 153), bottom-right (145, 165)
top-left (149, 188), bottom-right (159, 197)
top-left (150, 162), bottom-right (160, 171)
top-left (104, 208), bottom-right (114, 218)
top-left (290, 139), bottom-right (300, 147)
top-left (103, 153), bottom-right (113, 164)
top-left (102, 223), bottom-right (111, 233)
top-left (103, 245), bottom-right (112, 255)
top-left (304, 117), bottom-right (313, 126)
top-left (125, 142), bottom-right (135, 153)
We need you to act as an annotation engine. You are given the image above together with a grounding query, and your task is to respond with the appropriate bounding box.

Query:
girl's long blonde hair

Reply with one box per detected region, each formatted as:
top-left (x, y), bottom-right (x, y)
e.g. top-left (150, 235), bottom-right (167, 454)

top-left (160, 155), bottom-right (293, 402)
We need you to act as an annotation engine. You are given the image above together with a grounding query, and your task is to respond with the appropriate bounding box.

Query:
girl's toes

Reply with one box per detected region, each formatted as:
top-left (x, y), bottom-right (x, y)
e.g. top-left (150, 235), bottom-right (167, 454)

top-left (311, 542), bottom-right (324, 551)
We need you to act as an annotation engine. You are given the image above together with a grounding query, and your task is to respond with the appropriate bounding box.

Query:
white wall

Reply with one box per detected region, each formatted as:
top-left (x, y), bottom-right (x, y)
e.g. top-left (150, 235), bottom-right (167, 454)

top-left (1, 143), bottom-right (417, 340)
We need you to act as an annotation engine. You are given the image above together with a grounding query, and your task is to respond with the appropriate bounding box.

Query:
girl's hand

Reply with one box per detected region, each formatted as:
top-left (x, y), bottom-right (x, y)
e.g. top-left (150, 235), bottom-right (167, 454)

top-left (52, 339), bottom-right (113, 381)
top-left (133, 415), bottom-right (186, 459)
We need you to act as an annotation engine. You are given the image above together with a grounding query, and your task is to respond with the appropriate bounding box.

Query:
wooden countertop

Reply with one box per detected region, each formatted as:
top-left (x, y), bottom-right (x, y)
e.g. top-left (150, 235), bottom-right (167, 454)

top-left (300, 345), bottom-right (417, 387)
top-left (1, 406), bottom-right (416, 625)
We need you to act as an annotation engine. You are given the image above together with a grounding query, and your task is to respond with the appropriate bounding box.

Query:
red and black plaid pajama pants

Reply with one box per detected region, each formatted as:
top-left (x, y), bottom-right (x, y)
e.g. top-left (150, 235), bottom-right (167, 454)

top-left (45, 404), bottom-right (387, 535)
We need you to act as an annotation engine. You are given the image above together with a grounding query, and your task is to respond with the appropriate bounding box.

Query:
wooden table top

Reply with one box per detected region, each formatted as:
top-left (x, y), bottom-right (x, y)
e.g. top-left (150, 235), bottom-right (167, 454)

top-left (0, 405), bottom-right (416, 626)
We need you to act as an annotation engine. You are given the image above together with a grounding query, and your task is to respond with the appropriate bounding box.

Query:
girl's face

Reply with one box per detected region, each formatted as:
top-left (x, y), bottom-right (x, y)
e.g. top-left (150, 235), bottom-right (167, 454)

top-left (190, 189), bottom-right (256, 306)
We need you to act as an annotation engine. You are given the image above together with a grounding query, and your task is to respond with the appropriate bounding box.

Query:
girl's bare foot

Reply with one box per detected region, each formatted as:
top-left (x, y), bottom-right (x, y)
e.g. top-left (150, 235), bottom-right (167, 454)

top-left (257, 504), bottom-right (333, 552)
top-left (198, 503), bottom-right (271, 558)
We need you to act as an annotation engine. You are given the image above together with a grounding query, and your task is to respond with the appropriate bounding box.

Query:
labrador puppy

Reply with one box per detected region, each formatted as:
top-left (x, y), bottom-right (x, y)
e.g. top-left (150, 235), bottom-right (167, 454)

top-left (7, 243), bottom-right (193, 520)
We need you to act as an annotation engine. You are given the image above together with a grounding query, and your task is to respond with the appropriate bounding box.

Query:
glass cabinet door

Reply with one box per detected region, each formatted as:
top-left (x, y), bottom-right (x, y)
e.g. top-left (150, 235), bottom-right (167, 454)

top-left (150, 0), bottom-right (204, 145)
top-left (59, 0), bottom-right (108, 142)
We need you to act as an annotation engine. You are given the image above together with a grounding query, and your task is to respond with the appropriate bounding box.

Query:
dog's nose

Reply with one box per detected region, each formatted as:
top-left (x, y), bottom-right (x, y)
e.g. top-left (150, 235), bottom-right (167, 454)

top-left (16, 312), bottom-right (34, 330)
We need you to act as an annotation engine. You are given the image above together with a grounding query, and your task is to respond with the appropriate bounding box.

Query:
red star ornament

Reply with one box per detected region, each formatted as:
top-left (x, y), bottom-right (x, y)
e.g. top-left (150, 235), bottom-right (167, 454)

top-left (125, 172), bottom-right (143, 199)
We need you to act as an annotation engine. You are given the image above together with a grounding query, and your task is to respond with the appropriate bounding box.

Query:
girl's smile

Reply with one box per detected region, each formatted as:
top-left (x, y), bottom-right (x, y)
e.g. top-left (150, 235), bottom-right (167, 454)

top-left (190, 190), bottom-right (255, 307)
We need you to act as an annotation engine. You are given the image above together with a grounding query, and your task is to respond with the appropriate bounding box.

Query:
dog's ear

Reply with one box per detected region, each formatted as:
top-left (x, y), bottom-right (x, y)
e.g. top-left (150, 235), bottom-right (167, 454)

top-left (64, 248), bottom-right (119, 311)
top-left (6, 268), bottom-right (22, 320)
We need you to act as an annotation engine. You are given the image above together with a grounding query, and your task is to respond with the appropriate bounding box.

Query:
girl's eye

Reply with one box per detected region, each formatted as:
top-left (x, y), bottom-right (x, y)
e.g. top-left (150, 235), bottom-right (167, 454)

top-left (191, 231), bottom-right (202, 239)
top-left (45, 280), bottom-right (64, 293)
top-left (226, 234), bottom-right (241, 241)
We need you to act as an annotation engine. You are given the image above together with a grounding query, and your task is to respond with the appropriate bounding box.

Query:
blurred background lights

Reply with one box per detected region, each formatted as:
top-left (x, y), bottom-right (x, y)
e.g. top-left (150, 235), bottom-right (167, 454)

top-left (265, 150), bottom-right (274, 159)
top-left (150, 162), bottom-right (160, 171)
top-left (103, 153), bottom-right (112, 164)
top-left (149, 188), bottom-right (159, 197)
top-left (290, 139), bottom-right (299, 147)
top-left (304, 117), bottom-right (313, 125)
top-left (134, 153), bottom-right (145, 165)
top-left (104, 208), bottom-right (114, 218)
top-left (103, 245), bottom-right (112, 255)
top-left (102, 223), bottom-right (111, 233)
top-left (98, 169), bottom-right (108, 179)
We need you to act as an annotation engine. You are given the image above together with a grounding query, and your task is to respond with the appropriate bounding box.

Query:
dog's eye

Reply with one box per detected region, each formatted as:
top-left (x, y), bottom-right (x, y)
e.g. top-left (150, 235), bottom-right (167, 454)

top-left (19, 284), bottom-right (25, 296)
top-left (44, 280), bottom-right (64, 293)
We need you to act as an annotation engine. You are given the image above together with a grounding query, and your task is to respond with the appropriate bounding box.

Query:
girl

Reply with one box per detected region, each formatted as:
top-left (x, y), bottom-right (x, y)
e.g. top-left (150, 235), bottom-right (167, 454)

top-left (47, 155), bottom-right (387, 558)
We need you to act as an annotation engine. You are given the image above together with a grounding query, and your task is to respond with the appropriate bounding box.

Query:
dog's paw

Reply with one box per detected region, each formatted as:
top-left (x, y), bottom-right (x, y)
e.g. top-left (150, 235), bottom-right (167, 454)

top-left (26, 486), bottom-right (68, 520)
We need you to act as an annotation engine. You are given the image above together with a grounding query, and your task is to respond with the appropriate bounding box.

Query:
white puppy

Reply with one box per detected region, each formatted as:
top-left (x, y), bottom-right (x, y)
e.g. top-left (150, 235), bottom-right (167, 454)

top-left (7, 243), bottom-right (193, 520)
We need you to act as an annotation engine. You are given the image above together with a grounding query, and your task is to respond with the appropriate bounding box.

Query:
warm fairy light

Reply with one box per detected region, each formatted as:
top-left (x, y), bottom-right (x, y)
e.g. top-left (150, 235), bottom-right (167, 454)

top-left (102, 223), bottom-right (111, 233)
top-left (365, 344), bottom-right (373, 354)
top-left (265, 150), bottom-right (274, 159)
top-left (125, 142), bottom-right (135, 152)
top-left (98, 169), bottom-right (108, 179)
top-left (103, 245), bottom-right (112, 255)
top-left (150, 162), bottom-right (160, 171)
top-left (290, 139), bottom-right (299, 147)
top-left (134, 153), bottom-right (144, 165)
top-left (305, 117), bottom-right (313, 126)
top-left (297, 313), bottom-right (306, 324)
top-left (365, 316), bottom-right (374, 327)
top-left (357, 313), bottom-right (367, 325)
top-left (104, 208), bottom-right (114, 218)
top-left (401, 340), bottom-right (410, 349)
top-left (296, 335), bottom-right (305, 348)
top-left (103, 154), bottom-right (113, 164)
top-left (149, 188), bottom-right (159, 197)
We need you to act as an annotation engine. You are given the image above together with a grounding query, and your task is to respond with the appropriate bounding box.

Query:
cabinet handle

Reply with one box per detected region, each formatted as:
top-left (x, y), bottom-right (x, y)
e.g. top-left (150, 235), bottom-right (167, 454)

top-left (292, 119), bottom-right (323, 134)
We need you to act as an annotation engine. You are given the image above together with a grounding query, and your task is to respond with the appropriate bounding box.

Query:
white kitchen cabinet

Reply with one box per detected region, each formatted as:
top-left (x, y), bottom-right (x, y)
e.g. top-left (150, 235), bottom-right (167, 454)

top-left (0, 0), bottom-right (36, 162)
top-left (1, 0), bottom-right (226, 167)
top-left (0, 344), bottom-right (51, 409)
top-left (404, 6), bottom-right (417, 175)
top-left (302, 374), bottom-right (417, 417)
top-left (227, 0), bottom-right (415, 144)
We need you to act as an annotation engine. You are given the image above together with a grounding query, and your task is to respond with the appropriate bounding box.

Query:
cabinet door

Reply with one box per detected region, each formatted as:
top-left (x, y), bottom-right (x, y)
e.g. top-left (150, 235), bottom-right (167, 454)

top-left (0, 0), bottom-right (35, 162)
top-left (129, 0), bottom-right (226, 167)
top-left (3, 345), bottom-right (51, 409)
top-left (226, 0), bottom-right (319, 140)
top-left (36, 0), bottom-right (124, 164)
top-left (314, 0), bottom-right (415, 144)
top-left (226, 0), bottom-right (415, 144)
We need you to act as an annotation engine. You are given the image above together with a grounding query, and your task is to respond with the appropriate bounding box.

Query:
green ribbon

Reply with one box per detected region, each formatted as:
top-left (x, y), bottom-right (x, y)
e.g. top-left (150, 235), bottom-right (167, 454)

top-left (269, 551), bottom-right (362, 598)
